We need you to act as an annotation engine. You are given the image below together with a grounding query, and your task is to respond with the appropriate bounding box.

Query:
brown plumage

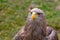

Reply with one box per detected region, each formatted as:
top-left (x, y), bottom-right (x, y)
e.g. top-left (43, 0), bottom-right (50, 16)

top-left (13, 8), bottom-right (59, 40)
top-left (46, 26), bottom-right (59, 40)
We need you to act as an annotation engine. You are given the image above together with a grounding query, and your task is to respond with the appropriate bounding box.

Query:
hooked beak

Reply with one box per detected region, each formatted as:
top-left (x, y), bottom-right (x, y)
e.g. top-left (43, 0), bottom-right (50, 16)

top-left (31, 12), bottom-right (36, 20)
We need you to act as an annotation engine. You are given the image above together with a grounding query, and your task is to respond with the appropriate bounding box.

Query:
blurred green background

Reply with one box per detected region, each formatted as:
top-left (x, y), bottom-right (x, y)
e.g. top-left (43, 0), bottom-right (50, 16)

top-left (0, 0), bottom-right (60, 40)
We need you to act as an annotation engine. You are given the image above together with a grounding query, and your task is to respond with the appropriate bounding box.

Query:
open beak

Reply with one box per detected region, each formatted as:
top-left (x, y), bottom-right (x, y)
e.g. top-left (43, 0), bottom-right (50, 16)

top-left (31, 12), bottom-right (36, 20)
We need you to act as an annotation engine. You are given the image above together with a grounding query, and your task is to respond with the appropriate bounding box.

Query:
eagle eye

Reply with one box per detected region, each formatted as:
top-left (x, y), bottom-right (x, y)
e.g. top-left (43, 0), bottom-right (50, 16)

top-left (30, 12), bottom-right (32, 14)
top-left (37, 13), bottom-right (42, 15)
top-left (37, 13), bottom-right (41, 15)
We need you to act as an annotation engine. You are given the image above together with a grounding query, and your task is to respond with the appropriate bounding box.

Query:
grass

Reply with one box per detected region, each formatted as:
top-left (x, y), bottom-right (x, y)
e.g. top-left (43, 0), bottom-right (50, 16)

top-left (0, 0), bottom-right (60, 40)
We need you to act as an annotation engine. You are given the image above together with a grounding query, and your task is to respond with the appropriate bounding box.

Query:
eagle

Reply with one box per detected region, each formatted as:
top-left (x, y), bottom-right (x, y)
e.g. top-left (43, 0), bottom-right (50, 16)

top-left (13, 8), bottom-right (59, 40)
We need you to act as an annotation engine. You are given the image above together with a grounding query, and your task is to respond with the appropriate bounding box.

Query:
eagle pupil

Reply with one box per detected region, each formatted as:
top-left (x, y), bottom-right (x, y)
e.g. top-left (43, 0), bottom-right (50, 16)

top-left (37, 13), bottom-right (40, 15)
top-left (31, 12), bottom-right (32, 14)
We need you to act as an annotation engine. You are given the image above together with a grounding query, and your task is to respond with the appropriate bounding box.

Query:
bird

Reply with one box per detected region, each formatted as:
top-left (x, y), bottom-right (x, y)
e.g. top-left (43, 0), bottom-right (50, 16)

top-left (13, 8), bottom-right (59, 40)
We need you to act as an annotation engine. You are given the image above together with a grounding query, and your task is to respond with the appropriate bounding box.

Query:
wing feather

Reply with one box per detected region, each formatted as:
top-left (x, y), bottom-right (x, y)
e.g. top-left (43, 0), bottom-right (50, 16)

top-left (13, 26), bottom-right (25, 40)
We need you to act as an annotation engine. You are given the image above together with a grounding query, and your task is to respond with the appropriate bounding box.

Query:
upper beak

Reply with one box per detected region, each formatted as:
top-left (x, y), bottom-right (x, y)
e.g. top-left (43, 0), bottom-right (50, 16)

top-left (31, 12), bottom-right (36, 20)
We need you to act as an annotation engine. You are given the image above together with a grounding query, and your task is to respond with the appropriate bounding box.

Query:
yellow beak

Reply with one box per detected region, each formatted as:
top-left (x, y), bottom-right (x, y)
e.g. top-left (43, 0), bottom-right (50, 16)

top-left (31, 12), bottom-right (36, 20)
